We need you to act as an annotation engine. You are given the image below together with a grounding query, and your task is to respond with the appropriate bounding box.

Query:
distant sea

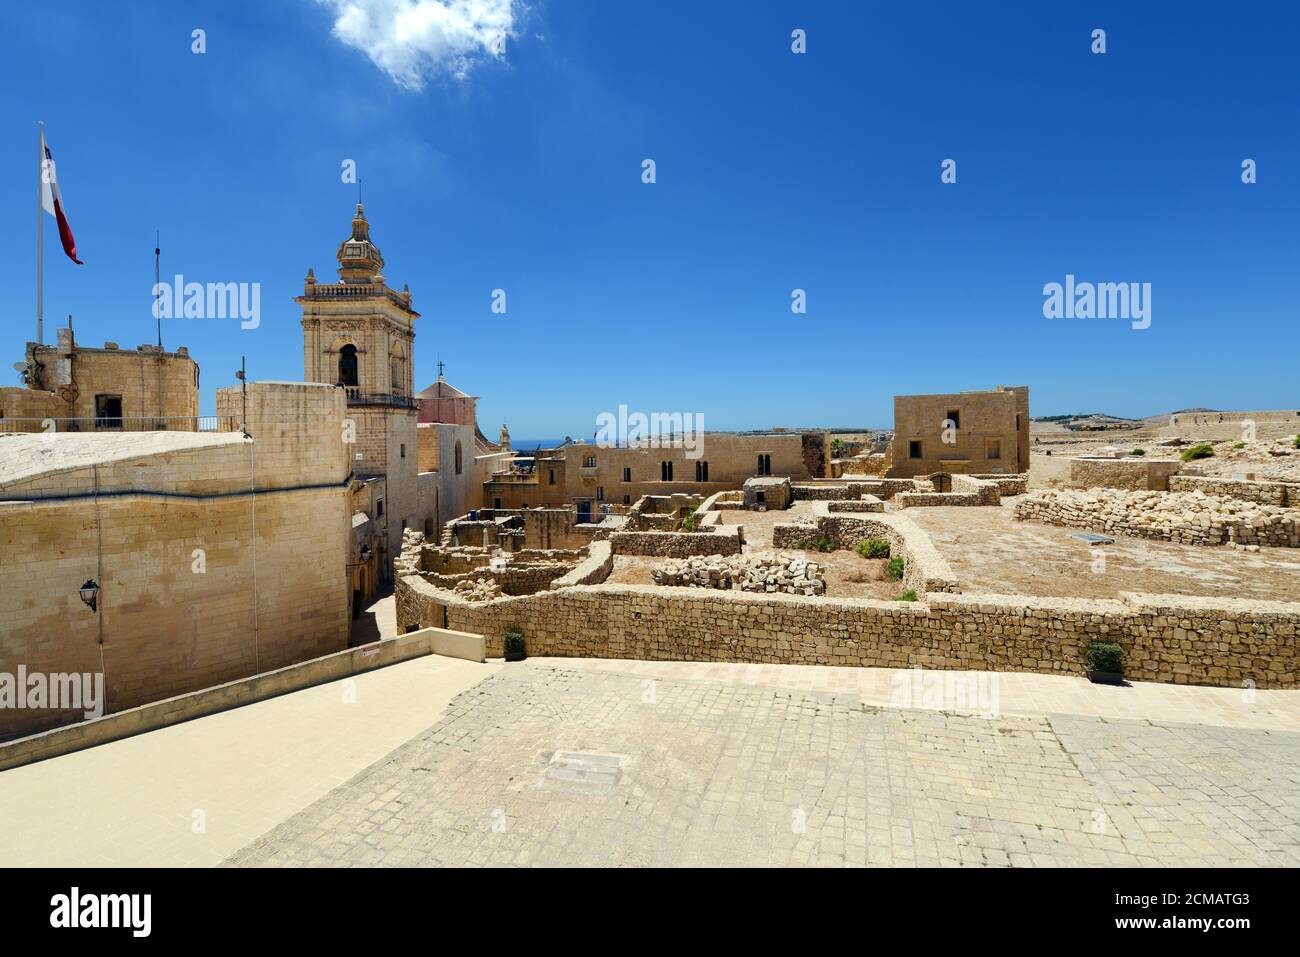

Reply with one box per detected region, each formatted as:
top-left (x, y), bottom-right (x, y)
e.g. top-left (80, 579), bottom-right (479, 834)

top-left (509, 438), bottom-right (568, 451)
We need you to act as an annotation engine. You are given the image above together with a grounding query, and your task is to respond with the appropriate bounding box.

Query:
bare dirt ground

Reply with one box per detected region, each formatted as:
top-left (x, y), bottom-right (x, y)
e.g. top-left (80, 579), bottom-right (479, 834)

top-left (903, 500), bottom-right (1300, 600)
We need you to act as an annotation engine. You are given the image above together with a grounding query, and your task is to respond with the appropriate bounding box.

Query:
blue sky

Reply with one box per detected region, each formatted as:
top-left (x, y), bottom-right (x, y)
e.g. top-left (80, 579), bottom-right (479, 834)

top-left (4, 1), bottom-right (1296, 434)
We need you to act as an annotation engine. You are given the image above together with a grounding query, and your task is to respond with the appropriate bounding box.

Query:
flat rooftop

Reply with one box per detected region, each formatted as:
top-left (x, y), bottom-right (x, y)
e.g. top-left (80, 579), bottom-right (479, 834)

top-left (0, 431), bottom-right (246, 489)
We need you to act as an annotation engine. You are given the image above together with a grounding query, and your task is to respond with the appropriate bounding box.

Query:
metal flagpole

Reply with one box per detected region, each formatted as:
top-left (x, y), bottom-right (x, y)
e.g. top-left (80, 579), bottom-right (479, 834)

top-left (37, 120), bottom-right (44, 345)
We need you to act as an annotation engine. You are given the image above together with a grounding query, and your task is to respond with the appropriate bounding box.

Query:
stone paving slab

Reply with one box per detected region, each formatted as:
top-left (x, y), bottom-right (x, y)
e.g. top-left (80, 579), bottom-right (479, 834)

top-left (225, 665), bottom-right (1300, 867)
top-left (527, 657), bottom-right (1300, 731)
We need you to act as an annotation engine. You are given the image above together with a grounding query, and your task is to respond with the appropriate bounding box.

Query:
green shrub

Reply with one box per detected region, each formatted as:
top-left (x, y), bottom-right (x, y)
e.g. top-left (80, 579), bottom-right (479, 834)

top-left (1129, 448), bottom-right (1145, 456)
top-left (830, 438), bottom-right (846, 456)
top-left (854, 537), bottom-right (891, 559)
top-left (887, 556), bottom-right (905, 580)
top-left (1233, 442), bottom-right (1246, 450)
top-left (1294, 435), bottom-right (1300, 450)
top-left (681, 506), bottom-right (698, 532)
top-left (1086, 641), bottom-right (1123, 674)
top-left (1180, 442), bottom-right (1216, 462)
top-left (794, 536), bottom-right (834, 553)
top-left (504, 629), bottom-right (525, 653)
top-left (893, 589), bottom-right (918, 602)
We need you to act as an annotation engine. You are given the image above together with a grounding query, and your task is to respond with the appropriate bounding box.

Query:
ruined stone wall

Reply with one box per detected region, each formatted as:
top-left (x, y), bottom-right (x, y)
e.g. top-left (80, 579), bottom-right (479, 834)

top-left (771, 512), bottom-right (959, 595)
top-left (1067, 456), bottom-right (1183, 492)
top-left (608, 524), bottom-right (743, 557)
top-left (826, 497), bottom-right (884, 513)
top-left (1015, 488), bottom-right (1300, 547)
top-left (395, 578), bottom-right (1300, 689)
top-left (1169, 475), bottom-right (1298, 507)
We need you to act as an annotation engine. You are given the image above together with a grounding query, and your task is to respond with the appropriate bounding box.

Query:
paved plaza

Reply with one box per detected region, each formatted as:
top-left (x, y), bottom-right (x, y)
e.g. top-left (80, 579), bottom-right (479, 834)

top-left (226, 663), bottom-right (1300, 868)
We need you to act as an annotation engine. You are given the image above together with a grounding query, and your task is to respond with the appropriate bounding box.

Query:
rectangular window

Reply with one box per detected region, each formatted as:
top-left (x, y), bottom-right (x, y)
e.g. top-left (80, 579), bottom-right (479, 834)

top-left (376, 499), bottom-right (384, 517)
top-left (661, 461), bottom-right (673, 481)
top-left (946, 409), bottom-right (961, 430)
top-left (987, 438), bottom-right (1002, 460)
top-left (695, 460), bottom-right (709, 482)
top-left (756, 453), bottom-right (771, 476)
top-left (549, 469), bottom-right (556, 485)
top-left (494, 498), bottom-right (502, 509)
top-left (623, 494), bottom-right (630, 505)
top-left (909, 440), bottom-right (923, 460)
top-left (623, 467), bottom-right (632, 482)
top-left (95, 394), bottom-right (123, 430)
top-left (597, 486), bottom-right (605, 501)
top-left (583, 455), bottom-right (597, 468)
top-left (400, 443), bottom-right (406, 459)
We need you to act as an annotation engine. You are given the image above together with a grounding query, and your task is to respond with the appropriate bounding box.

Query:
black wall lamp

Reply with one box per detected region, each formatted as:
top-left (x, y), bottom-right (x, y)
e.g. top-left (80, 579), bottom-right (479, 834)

top-left (79, 579), bottom-right (99, 612)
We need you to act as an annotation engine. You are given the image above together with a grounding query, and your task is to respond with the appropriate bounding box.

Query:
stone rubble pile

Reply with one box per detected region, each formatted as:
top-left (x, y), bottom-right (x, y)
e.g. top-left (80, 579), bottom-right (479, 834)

top-left (651, 551), bottom-right (827, 595)
top-left (452, 577), bottom-right (502, 602)
top-left (1015, 488), bottom-right (1300, 547)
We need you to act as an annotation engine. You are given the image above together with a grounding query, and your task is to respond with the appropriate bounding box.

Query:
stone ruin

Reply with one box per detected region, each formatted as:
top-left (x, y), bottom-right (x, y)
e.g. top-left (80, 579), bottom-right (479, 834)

top-left (1015, 487), bottom-right (1300, 547)
top-left (651, 550), bottom-right (826, 596)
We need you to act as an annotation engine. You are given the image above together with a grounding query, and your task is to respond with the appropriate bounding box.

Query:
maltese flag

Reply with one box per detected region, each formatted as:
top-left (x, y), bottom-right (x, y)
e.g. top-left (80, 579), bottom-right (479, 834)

top-left (40, 130), bottom-right (82, 265)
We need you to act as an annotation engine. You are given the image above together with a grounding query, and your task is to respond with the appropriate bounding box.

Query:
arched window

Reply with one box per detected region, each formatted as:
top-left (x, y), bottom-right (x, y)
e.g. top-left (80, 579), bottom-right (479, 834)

top-left (338, 344), bottom-right (359, 387)
top-left (454, 440), bottom-right (463, 475)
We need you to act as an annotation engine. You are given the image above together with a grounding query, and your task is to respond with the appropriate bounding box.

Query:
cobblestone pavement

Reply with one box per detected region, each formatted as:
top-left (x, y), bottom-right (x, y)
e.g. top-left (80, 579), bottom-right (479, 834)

top-left (226, 665), bottom-right (1300, 867)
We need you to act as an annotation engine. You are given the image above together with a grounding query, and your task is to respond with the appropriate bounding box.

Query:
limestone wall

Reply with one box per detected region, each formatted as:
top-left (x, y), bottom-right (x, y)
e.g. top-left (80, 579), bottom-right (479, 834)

top-left (395, 579), bottom-right (1299, 689)
top-left (608, 524), bottom-right (743, 557)
top-left (826, 497), bottom-right (884, 513)
top-left (1170, 475), bottom-right (1299, 507)
top-left (0, 486), bottom-right (350, 740)
top-left (1015, 488), bottom-right (1300, 547)
top-left (1067, 456), bottom-right (1183, 491)
top-left (772, 512), bottom-right (960, 595)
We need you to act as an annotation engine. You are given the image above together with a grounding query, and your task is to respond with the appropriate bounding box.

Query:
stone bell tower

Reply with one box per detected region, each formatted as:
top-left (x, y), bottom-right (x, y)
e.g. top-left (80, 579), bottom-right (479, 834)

top-left (297, 204), bottom-right (420, 576)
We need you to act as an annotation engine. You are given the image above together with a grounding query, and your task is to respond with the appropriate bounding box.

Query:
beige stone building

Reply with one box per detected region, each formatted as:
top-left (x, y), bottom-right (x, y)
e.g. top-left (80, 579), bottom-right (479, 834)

top-left (0, 381), bottom-right (352, 740)
top-left (0, 326), bottom-right (199, 431)
top-left (484, 432), bottom-right (817, 521)
top-left (886, 385), bottom-right (1029, 478)
top-left (297, 204), bottom-right (419, 570)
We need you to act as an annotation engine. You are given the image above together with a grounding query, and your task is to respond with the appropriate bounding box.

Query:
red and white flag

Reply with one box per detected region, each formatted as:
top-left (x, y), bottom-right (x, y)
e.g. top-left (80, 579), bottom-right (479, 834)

top-left (40, 130), bottom-right (82, 265)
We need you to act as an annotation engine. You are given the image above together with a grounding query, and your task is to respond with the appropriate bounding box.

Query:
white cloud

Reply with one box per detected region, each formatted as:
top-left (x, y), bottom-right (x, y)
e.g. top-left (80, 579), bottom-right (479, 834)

top-left (317, 0), bottom-right (519, 90)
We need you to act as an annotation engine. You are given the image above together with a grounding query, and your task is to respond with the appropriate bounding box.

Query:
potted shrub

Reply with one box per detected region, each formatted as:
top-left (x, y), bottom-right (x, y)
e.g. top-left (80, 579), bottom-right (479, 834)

top-left (1085, 640), bottom-right (1124, 685)
top-left (503, 628), bottom-right (526, 662)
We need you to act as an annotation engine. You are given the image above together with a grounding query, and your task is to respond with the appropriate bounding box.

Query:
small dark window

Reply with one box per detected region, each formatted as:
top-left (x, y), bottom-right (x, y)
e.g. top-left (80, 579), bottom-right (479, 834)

top-left (756, 454), bottom-right (771, 476)
top-left (549, 469), bottom-right (556, 485)
top-left (494, 497), bottom-right (502, 509)
top-left (909, 440), bottom-right (923, 460)
top-left (597, 486), bottom-right (605, 501)
top-left (623, 467), bottom-right (632, 482)
top-left (400, 443), bottom-right (406, 459)
top-left (376, 499), bottom-right (384, 517)
top-left (583, 455), bottom-right (597, 468)
top-left (623, 494), bottom-right (630, 504)
top-left (454, 441), bottom-right (463, 475)
top-left (946, 409), bottom-right (960, 430)
top-left (95, 395), bottom-right (123, 430)
top-left (661, 461), bottom-right (673, 481)
top-left (695, 460), bottom-right (709, 482)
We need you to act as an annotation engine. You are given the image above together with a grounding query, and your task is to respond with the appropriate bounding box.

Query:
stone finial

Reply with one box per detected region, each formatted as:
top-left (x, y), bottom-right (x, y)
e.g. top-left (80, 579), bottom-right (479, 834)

top-left (306, 267), bottom-right (316, 285)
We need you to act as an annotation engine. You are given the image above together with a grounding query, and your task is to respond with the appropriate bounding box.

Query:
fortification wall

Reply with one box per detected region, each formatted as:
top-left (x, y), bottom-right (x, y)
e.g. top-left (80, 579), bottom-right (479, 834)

top-left (395, 578), bottom-right (1299, 689)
